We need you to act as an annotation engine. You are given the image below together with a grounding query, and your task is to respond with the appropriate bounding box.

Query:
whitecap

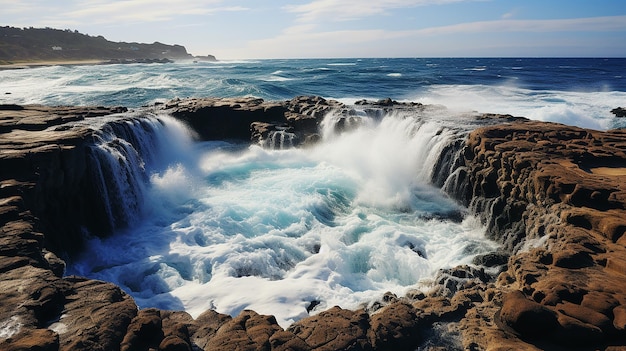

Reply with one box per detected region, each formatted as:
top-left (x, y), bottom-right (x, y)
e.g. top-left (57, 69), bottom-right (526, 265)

top-left (413, 84), bottom-right (626, 130)
top-left (463, 66), bottom-right (487, 71)
top-left (262, 76), bottom-right (293, 82)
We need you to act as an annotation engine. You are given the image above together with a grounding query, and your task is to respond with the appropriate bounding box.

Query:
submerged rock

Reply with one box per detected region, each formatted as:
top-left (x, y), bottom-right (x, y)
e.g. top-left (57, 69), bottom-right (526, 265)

top-left (611, 107), bottom-right (626, 117)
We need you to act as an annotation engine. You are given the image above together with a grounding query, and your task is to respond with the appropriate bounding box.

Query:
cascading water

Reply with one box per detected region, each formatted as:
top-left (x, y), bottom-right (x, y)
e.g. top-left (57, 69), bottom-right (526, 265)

top-left (69, 109), bottom-right (498, 327)
top-left (83, 114), bottom-right (195, 234)
top-left (264, 129), bottom-right (297, 149)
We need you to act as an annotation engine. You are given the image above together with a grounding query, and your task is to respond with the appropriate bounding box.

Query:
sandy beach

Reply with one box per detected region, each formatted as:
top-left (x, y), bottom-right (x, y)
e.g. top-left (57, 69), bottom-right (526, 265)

top-left (0, 59), bottom-right (106, 70)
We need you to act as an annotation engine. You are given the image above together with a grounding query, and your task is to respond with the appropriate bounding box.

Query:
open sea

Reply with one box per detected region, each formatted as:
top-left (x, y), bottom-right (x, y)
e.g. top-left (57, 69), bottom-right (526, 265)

top-left (2, 58), bottom-right (625, 326)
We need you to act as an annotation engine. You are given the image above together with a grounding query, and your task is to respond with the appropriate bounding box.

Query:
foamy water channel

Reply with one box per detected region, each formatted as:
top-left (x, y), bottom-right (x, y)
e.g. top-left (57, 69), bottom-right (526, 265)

top-left (69, 110), bottom-right (498, 327)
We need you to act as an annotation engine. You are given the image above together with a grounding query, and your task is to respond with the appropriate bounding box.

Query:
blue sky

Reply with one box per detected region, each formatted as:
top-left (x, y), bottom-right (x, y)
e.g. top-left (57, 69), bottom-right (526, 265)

top-left (2, 0), bottom-right (625, 59)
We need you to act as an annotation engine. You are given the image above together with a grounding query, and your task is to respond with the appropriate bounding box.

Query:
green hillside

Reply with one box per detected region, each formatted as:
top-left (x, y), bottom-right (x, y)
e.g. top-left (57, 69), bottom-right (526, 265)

top-left (0, 26), bottom-right (192, 63)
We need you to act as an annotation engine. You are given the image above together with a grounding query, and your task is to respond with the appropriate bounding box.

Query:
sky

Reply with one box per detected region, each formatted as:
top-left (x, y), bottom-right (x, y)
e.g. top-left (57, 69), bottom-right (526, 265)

top-left (1, 0), bottom-right (626, 59)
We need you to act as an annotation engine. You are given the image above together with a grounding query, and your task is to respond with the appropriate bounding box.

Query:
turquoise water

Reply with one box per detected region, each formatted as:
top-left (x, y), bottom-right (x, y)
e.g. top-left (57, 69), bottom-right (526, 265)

top-left (5, 57), bottom-right (624, 326)
top-left (2, 58), bottom-right (625, 129)
top-left (68, 110), bottom-right (496, 327)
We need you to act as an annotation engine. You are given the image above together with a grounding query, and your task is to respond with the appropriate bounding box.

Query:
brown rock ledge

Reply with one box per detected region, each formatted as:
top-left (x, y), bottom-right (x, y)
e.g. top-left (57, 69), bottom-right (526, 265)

top-left (159, 95), bottom-right (347, 146)
top-left (1, 101), bottom-right (626, 350)
top-left (449, 120), bottom-right (626, 349)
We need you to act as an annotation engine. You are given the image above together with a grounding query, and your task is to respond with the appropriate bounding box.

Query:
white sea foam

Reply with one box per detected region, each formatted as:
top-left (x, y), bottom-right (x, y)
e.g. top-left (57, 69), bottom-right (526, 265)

top-left (0, 316), bottom-right (22, 339)
top-left (48, 320), bottom-right (68, 335)
top-left (413, 84), bottom-right (626, 130)
top-left (2, 59), bottom-right (622, 131)
top-left (7, 58), bottom-right (622, 327)
top-left (463, 67), bottom-right (487, 71)
top-left (263, 76), bottom-right (293, 82)
top-left (69, 111), bottom-right (497, 327)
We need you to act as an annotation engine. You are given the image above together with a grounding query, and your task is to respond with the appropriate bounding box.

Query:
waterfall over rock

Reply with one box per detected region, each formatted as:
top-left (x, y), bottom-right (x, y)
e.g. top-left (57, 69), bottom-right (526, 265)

top-left (86, 119), bottom-right (152, 233)
top-left (264, 129), bottom-right (297, 149)
top-left (69, 104), bottom-right (498, 328)
top-left (82, 114), bottom-right (194, 236)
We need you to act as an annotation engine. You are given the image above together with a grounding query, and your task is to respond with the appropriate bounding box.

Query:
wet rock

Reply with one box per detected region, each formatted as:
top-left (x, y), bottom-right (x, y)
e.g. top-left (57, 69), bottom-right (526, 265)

top-left (499, 290), bottom-right (559, 339)
top-left (556, 301), bottom-right (613, 335)
top-left (581, 291), bottom-right (619, 318)
top-left (430, 265), bottom-right (492, 298)
top-left (288, 306), bottom-right (371, 350)
top-left (611, 107), bottom-right (626, 117)
top-left (354, 98), bottom-right (423, 108)
top-left (306, 300), bottom-right (321, 313)
top-left (454, 120), bottom-right (626, 349)
top-left (191, 309), bottom-right (232, 349)
top-left (0, 328), bottom-right (59, 351)
top-left (554, 312), bottom-right (603, 345)
top-left (120, 308), bottom-right (164, 351)
top-left (368, 302), bottom-right (422, 350)
top-left (162, 96), bottom-right (347, 147)
top-left (552, 248), bottom-right (594, 269)
top-left (59, 276), bottom-right (138, 351)
top-left (0, 265), bottom-right (67, 332)
top-left (119, 309), bottom-right (194, 351)
top-left (2, 101), bottom-right (626, 350)
top-left (206, 310), bottom-right (283, 351)
top-left (472, 250), bottom-right (509, 267)
top-left (612, 305), bottom-right (626, 331)
top-left (163, 97), bottom-right (286, 140)
top-left (250, 122), bottom-right (298, 148)
top-left (269, 330), bottom-right (310, 351)
top-left (283, 95), bottom-right (344, 119)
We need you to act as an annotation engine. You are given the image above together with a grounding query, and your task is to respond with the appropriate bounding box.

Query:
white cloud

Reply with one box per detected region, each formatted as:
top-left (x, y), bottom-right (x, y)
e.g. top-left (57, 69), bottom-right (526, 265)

top-left (20, 0), bottom-right (247, 24)
top-left (234, 15), bottom-right (626, 58)
top-left (63, 0), bottom-right (248, 24)
top-left (0, 0), bottom-right (60, 24)
top-left (239, 28), bottom-right (392, 58)
top-left (413, 15), bottom-right (626, 35)
top-left (0, 0), bottom-right (248, 26)
top-left (501, 11), bottom-right (514, 19)
top-left (284, 0), bottom-right (483, 22)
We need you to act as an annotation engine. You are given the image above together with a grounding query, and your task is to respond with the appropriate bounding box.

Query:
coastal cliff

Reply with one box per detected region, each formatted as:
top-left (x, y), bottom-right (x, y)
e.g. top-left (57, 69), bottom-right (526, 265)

top-left (0, 26), bottom-right (193, 64)
top-left (1, 98), bottom-right (626, 350)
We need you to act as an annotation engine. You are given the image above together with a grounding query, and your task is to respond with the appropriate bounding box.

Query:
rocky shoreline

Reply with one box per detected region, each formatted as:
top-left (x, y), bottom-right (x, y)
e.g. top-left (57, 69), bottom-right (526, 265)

top-left (1, 97), bottom-right (625, 350)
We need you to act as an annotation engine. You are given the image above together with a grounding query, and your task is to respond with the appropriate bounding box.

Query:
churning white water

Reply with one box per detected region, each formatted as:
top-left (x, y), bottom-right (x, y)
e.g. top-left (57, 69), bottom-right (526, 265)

top-left (70, 110), bottom-right (497, 327)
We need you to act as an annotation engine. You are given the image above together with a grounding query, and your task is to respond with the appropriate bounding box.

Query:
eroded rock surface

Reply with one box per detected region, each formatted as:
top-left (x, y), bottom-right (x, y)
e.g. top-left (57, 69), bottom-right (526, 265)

top-left (160, 96), bottom-right (348, 147)
top-left (446, 120), bottom-right (626, 349)
top-left (2, 100), bottom-right (626, 350)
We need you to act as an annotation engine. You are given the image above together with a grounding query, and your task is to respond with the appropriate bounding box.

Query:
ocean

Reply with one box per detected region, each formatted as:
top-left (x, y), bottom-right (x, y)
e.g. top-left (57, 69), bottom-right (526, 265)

top-left (2, 58), bottom-right (625, 129)
top-left (2, 58), bottom-right (625, 326)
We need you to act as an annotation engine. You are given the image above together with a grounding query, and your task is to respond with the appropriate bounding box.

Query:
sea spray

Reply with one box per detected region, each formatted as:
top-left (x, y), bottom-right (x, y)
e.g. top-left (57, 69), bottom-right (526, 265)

top-left (4, 58), bottom-right (625, 131)
top-left (70, 109), bottom-right (498, 327)
top-left (414, 84), bottom-right (626, 130)
top-left (83, 114), bottom-right (196, 234)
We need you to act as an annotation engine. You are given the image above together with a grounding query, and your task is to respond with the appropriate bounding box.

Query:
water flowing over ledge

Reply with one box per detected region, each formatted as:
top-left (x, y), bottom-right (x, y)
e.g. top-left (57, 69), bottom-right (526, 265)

top-left (2, 98), bottom-right (626, 350)
top-left (69, 99), bottom-right (499, 327)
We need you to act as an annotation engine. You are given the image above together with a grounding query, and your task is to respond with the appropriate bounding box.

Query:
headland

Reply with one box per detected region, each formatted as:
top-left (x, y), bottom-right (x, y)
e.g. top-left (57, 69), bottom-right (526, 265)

top-left (0, 27), bottom-right (216, 69)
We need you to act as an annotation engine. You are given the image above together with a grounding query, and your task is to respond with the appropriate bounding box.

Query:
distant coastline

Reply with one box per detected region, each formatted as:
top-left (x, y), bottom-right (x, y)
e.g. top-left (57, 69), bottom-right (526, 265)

top-left (0, 26), bottom-right (216, 68)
